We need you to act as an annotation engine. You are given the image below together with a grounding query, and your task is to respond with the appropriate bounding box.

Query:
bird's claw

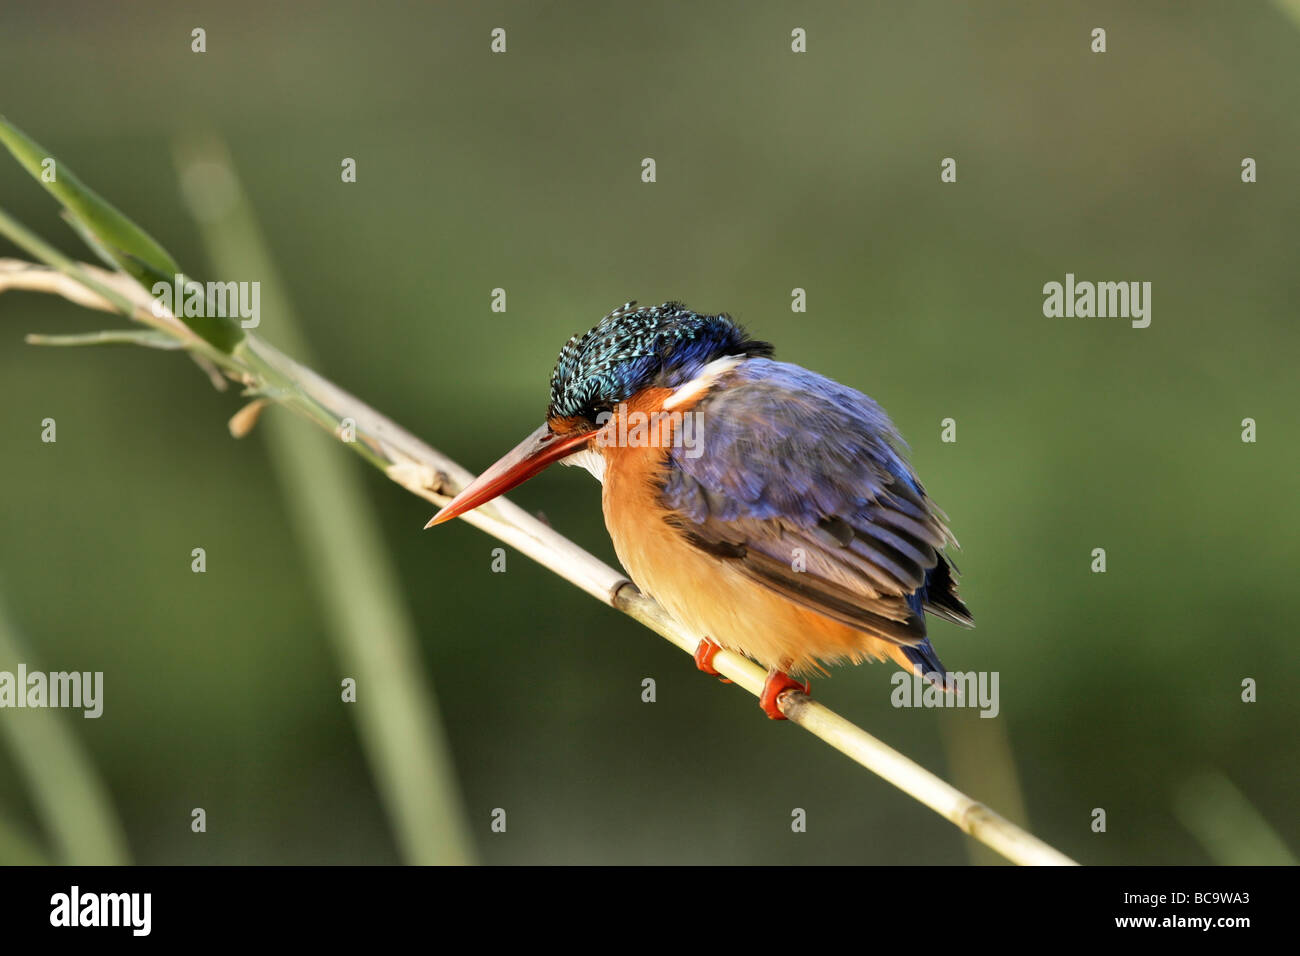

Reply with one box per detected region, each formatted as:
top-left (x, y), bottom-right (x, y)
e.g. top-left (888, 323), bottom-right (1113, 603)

top-left (693, 638), bottom-right (732, 683)
top-left (759, 669), bottom-right (810, 720)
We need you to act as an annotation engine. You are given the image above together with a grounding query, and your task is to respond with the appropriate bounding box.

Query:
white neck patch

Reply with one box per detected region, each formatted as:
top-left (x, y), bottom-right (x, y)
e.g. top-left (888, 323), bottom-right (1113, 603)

top-left (662, 354), bottom-right (745, 411)
top-left (562, 446), bottom-right (606, 484)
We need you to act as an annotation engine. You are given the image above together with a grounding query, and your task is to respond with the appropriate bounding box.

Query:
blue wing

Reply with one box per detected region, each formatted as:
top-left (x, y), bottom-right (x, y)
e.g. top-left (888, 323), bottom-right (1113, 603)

top-left (661, 359), bottom-right (971, 671)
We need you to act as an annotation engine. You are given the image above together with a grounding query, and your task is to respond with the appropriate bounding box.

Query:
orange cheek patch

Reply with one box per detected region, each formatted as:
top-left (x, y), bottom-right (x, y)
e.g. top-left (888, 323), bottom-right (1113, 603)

top-left (593, 388), bottom-right (683, 453)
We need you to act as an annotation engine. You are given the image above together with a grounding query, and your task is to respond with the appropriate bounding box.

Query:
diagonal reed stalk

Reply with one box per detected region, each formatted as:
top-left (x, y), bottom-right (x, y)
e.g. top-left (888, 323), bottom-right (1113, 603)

top-left (0, 116), bottom-right (1077, 865)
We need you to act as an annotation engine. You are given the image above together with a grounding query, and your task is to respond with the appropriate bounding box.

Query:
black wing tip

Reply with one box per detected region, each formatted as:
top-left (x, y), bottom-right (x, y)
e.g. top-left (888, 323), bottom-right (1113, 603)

top-left (924, 555), bottom-right (974, 628)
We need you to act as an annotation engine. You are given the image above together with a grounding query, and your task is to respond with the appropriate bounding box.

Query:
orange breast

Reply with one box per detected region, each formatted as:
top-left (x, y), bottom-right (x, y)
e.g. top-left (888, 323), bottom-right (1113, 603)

top-left (596, 390), bottom-right (915, 677)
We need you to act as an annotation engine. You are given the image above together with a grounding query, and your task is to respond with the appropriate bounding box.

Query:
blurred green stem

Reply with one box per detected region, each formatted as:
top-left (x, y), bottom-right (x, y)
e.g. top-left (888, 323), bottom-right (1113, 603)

top-left (0, 596), bottom-right (130, 864)
top-left (1175, 771), bottom-right (1297, 865)
top-left (940, 712), bottom-right (1031, 866)
top-left (172, 136), bottom-right (475, 865)
top-left (0, 811), bottom-right (51, 865)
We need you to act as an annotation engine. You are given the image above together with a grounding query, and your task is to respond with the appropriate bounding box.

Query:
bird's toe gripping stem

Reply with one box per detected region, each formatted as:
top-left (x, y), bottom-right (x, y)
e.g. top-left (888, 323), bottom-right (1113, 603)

top-left (694, 638), bottom-right (732, 683)
top-left (759, 668), bottom-right (810, 720)
top-left (695, 640), bottom-right (810, 718)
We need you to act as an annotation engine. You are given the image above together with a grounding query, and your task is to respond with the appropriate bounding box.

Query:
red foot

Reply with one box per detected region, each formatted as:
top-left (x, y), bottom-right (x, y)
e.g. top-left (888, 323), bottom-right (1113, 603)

top-left (759, 669), bottom-right (810, 720)
top-left (693, 638), bottom-right (732, 683)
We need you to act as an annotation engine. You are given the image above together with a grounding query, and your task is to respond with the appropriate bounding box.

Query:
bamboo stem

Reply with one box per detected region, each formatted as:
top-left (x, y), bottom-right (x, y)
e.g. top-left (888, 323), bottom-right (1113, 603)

top-left (0, 256), bottom-right (1079, 866)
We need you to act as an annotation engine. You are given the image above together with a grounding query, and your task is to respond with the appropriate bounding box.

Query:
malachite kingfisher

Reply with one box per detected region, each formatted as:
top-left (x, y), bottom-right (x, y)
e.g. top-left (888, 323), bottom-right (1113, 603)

top-left (427, 302), bottom-right (972, 719)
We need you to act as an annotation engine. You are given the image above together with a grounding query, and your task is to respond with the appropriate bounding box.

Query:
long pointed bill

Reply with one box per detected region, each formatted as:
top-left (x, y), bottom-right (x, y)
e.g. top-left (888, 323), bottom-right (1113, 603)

top-left (424, 423), bottom-right (597, 528)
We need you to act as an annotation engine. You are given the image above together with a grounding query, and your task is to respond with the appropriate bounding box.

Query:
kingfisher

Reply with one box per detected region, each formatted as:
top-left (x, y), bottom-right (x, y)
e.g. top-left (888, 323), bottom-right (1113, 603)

top-left (427, 302), bottom-right (972, 719)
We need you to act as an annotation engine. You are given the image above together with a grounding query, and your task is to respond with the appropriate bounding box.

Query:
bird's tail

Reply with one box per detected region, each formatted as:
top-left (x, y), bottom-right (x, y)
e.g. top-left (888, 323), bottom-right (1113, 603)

top-left (899, 638), bottom-right (949, 689)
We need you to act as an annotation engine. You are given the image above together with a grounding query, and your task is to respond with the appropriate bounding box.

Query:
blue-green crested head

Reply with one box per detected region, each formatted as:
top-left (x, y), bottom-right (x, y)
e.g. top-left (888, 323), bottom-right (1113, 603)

top-left (547, 302), bottom-right (773, 423)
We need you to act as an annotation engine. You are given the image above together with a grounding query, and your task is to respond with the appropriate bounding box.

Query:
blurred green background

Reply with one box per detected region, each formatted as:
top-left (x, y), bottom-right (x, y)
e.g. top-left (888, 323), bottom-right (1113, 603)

top-left (1, 1), bottom-right (1296, 865)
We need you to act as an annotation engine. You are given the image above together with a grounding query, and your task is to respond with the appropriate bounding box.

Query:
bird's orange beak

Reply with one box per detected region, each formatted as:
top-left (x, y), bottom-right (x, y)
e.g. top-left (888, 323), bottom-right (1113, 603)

top-left (424, 423), bottom-right (597, 528)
